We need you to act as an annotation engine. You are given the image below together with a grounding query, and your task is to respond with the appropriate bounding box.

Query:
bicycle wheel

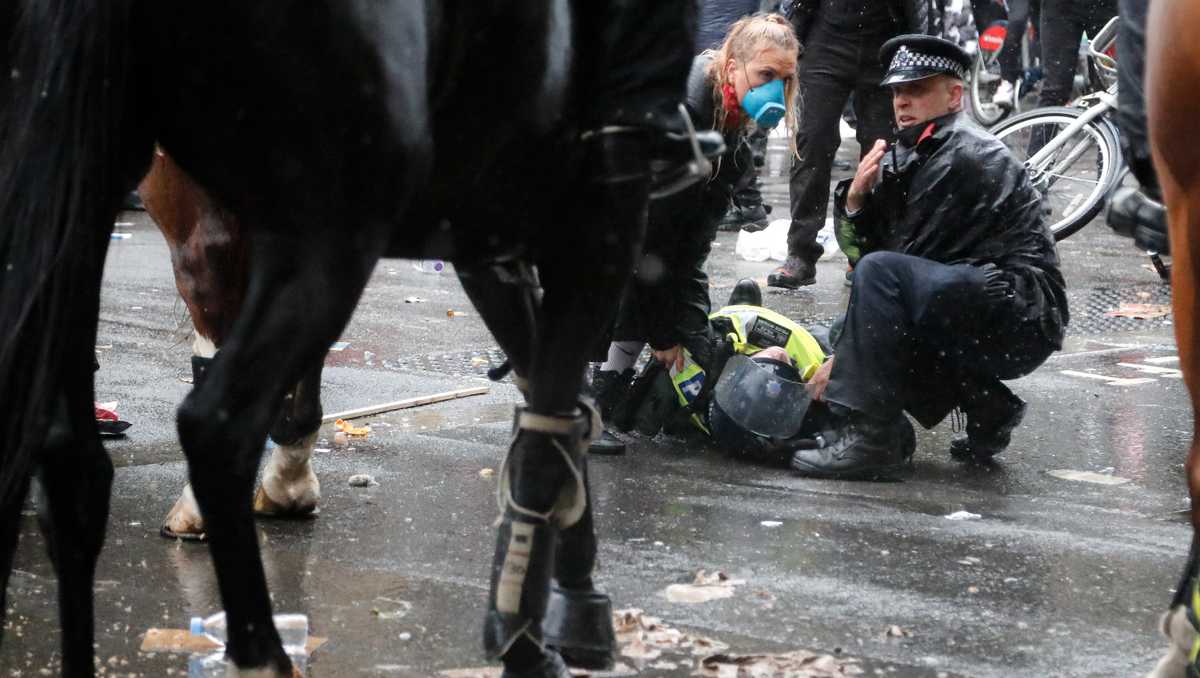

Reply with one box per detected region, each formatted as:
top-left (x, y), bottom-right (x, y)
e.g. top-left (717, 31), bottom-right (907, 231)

top-left (990, 106), bottom-right (1121, 240)
top-left (968, 52), bottom-right (1009, 127)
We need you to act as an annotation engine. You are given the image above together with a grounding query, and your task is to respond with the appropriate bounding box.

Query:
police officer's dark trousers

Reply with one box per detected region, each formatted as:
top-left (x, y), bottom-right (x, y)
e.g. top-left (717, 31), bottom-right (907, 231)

top-left (787, 20), bottom-right (895, 264)
top-left (823, 252), bottom-right (1056, 428)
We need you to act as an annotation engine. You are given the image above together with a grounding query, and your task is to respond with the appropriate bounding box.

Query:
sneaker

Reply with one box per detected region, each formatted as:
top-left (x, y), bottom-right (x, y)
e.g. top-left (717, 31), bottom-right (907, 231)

top-left (993, 79), bottom-right (1016, 109)
top-left (790, 411), bottom-right (915, 479)
top-left (948, 395), bottom-right (1027, 462)
top-left (767, 255), bottom-right (816, 289)
top-left (843, 266), bottom-right (854, 288)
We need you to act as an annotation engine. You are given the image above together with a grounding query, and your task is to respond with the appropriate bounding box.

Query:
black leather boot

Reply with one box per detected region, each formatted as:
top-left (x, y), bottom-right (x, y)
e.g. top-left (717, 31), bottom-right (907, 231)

top-left (949, 391), bottom-right (1027, 463)
top-left (790, 410), bottom-right (914, 479)
top-left (586, 368), bottom-right (633, 455)
top-left (726, 278), bottom-right (763, 307)
top-left (716, 203), bottom-right (769, 232)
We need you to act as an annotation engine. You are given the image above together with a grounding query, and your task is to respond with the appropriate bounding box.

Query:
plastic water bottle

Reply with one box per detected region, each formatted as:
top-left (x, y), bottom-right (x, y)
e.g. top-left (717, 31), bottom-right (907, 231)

top-left (412, 259), bottom-right (445, 273)
top-left (190, 611), bottom-right (309, 652)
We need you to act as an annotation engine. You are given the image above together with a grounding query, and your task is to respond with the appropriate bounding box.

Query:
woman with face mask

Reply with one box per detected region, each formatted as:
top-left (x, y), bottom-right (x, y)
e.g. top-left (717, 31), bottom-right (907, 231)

top-left (589, 13), bottom-right (801, 454)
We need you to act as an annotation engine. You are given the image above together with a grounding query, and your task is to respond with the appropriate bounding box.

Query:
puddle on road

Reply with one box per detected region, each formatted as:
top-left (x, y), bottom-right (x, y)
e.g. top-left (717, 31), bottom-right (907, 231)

top-left (389, 402), bottom-right (513, 433)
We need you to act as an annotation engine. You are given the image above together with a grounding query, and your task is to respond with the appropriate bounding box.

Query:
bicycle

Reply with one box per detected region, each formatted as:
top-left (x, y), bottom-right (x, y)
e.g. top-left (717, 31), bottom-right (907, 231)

top-left (988, 16), bottom-right (1121, 240)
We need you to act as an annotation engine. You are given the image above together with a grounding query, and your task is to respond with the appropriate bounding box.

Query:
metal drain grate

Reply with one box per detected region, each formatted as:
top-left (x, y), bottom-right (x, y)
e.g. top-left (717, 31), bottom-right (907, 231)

top-left (1066, 283), bottom-right (1172, 335)
top-left (384, 347), bottom-right (508, 378)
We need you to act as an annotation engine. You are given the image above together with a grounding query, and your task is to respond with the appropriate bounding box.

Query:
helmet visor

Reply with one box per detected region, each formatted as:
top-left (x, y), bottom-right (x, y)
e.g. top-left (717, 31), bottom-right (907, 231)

top-left (713, 354), bottom-right (812, 439)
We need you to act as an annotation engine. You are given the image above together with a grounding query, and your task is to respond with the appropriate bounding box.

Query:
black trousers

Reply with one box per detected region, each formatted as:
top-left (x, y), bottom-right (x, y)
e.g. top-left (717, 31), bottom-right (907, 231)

top-left (787, 21), bottom-right (897, 263)
top-left (1115, 0), bottom-right (1158, 194)
top-left (823, 252), bottom-right (1057, 427)
top-left (998, 0), bottom-right (1041, 83)
top-left (1036, 0), bottom-right (1117, 107)
top-left (610, 184), bottom-right (722, 363)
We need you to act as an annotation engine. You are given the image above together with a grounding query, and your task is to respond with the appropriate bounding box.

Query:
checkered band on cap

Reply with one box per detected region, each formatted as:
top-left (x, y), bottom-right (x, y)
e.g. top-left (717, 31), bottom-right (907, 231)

top-left (889, 45), bottom-right (966, 79)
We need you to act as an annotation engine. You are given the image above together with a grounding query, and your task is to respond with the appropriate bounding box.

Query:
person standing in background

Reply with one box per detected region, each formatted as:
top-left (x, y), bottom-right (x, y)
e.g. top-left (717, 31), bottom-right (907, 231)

top-left (1035, 0), bottom-right (1116, 108)
top-left (769, 0), bottom-right (938, 289)
top-left (992, 0), bottom-right (1041, 109)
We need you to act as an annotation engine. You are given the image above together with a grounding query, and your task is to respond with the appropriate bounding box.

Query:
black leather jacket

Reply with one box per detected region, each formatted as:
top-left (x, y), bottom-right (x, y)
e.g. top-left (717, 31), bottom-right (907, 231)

top-left (783, 0), bottom-right (939, 44)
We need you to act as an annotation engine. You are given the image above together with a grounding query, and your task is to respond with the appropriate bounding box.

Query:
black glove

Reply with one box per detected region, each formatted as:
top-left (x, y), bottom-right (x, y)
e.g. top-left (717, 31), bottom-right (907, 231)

top-left (979, 263), bottom-right (1015, 301)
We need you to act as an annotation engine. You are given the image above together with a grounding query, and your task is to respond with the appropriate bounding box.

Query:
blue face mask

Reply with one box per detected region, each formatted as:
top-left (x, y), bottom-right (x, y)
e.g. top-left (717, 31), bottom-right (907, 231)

top-left (740, 78), bottom-right (787, 130)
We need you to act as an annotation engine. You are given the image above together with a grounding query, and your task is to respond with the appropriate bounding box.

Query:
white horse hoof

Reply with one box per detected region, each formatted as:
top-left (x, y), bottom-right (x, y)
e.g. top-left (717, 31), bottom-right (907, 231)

top-left (253, 435), bottom-right (320, 518)
top-left (161, 483), bottom-right (206, 540)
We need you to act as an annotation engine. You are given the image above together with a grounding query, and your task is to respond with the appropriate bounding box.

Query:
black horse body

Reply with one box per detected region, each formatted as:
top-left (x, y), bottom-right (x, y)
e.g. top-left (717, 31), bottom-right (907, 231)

top-left (0, 1), bottom-right (675, 675)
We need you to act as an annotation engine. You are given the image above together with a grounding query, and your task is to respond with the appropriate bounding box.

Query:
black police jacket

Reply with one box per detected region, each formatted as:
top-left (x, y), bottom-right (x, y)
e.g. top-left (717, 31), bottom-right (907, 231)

top-left (783, 0), bottom-right (939, 44)
top-left (832, 112), bottom-right (1068, 345)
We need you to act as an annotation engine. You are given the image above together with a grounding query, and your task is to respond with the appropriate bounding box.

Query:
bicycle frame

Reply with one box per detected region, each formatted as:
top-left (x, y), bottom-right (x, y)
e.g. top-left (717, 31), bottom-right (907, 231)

top-left (1026, 89), bottom-right (1116, 171)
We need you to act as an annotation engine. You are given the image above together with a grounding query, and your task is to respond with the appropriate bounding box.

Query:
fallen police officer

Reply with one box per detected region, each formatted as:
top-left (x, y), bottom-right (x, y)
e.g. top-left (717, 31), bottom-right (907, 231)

top-left (789, 34), bottom-right (1069, 479)
top-left (604, 279), bottom-right (838, 466)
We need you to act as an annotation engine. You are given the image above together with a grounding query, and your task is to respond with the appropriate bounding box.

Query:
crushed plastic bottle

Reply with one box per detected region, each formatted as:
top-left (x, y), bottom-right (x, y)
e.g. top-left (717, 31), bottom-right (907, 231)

top-left (412, 259), bottom-right (445, 273)
top-left (188, 612), bottom-right (309, 676)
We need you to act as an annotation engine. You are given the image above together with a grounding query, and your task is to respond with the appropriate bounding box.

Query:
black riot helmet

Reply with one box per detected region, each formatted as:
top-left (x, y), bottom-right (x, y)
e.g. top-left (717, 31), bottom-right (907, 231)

top-left (708, 354), bottom-right (813, 460)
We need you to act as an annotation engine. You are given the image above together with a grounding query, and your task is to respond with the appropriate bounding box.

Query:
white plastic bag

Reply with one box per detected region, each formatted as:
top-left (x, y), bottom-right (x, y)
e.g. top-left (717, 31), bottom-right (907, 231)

top-left (735, 217), bottom-right (842, 262)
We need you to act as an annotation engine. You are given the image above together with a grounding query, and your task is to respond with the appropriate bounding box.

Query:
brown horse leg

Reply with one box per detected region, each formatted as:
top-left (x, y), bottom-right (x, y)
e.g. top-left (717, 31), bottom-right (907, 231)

top-left (142, 151), bottom-right (322, 538)
top-left (1146, 2), bottom-right (1200, 674)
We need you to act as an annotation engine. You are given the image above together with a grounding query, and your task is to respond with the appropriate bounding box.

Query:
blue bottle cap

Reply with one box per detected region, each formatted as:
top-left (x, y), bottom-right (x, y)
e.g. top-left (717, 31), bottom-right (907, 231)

top-left (190, 616), bottom-right (204, 637)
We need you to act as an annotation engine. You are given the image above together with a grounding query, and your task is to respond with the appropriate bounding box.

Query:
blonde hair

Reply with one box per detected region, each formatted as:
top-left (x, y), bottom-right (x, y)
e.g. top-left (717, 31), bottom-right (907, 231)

top-left (704, 13), bottom-right (801, 153)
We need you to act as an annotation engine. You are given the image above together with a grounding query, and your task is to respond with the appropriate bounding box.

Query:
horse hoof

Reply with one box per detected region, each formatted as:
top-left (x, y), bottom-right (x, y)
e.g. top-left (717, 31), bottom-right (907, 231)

top-left (500, 651), bottom-right (572, 678)
top-left (543, 584), bottom-right (616, 670)
top-left (253, 440), bottom-right (321, 518)
top-left (161, 484), bottom-right (207, 540)
top-left (252, 483), bottom-right (319, 518)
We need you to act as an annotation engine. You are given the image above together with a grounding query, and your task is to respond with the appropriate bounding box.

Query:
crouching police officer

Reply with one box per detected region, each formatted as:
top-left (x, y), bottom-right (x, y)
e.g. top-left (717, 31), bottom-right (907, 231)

top-left (791, 35), bottom-right (1068, 479)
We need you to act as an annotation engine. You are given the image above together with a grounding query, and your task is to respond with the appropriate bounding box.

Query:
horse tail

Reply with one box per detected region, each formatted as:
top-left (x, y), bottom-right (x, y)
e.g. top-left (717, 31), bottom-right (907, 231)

top-left (0, 0), bottom-right (146, 505)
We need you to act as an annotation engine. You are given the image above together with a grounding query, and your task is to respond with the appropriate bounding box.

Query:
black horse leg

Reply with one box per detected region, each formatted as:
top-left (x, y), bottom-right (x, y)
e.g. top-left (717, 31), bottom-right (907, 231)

top-left (543, 460), bottom-right (616, 669)
top-left (458, 263), bottom-right (538, 393)
top-left (255, 362), bottom-right (325, 517)
top-left (459, 267), bottom-right (612, 670)
top-left (0, 476), bottom-right (29, 643)
top-left (176, 230), bottom-right (385, 674)
top-left (36, 390), bottom-right (114, 677)
top-left (476, 130), bottom-right (649, 677)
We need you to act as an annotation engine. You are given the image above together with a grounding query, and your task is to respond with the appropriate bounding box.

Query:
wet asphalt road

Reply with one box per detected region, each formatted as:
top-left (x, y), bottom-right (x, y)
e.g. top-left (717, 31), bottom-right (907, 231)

top-left (0, 134), bottom-right (1189, 677)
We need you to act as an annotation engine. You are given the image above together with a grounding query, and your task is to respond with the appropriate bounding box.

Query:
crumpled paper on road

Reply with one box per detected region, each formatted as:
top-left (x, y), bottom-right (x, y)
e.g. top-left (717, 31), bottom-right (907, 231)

top-left (1104, 303), bottom-right (1171, 319)
top-left (663, 569), bottom-right (745, 603)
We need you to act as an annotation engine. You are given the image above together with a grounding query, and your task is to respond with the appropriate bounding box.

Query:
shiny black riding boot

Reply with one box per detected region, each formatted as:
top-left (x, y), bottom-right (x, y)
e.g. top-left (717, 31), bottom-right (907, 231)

top-left (726, 278), bottom-right (763, 307)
